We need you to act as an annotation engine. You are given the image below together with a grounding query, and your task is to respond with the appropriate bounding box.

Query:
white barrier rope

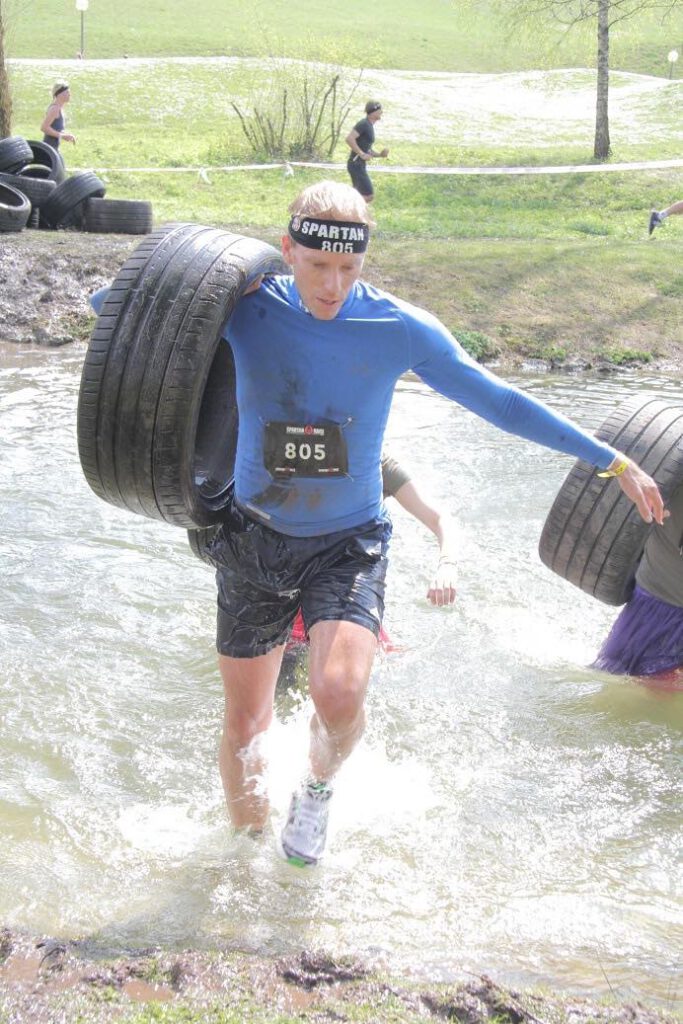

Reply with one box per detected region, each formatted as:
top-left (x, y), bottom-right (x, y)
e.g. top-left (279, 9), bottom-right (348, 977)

top-left (70, 158), bottom-right (683, 176)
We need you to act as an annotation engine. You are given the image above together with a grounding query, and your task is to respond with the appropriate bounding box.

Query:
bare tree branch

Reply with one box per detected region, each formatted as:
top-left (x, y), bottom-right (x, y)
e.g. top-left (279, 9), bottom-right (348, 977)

top-left (229, 62), bottom-right (365, 162)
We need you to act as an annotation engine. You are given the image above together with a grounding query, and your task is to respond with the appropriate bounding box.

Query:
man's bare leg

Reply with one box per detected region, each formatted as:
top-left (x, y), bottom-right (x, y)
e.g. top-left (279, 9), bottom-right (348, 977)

top-left (279, 619), bottom-right (378, 864)
top-left (306, 620), bottom-right (378, 781)
top-left (218, 647), bottom-right (284, 832)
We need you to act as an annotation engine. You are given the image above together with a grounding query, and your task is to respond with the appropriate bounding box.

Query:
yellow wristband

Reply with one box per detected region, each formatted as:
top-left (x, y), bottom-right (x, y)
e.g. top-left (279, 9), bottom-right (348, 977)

top-left (597, 458), bottom-right (630, 478)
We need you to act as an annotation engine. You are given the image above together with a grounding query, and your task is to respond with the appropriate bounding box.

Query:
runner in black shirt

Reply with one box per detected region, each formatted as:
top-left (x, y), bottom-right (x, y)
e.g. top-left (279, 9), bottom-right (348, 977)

top-left (345, 100), bottom-right (389, 201)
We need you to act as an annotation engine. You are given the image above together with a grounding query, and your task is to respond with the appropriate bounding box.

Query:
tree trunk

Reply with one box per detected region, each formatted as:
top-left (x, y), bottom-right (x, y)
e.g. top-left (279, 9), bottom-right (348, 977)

top-left (593, 0), bottom-right (611, 160)
top-left (0, 3), bottom-right (12, 138)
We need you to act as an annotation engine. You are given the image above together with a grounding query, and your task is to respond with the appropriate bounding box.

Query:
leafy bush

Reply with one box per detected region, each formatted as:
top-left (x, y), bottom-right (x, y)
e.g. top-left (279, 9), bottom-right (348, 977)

top-left (231, 58), bottom-right (364, 162)
top-left (602, 347), bottom-right (652, 365)
top-left (454, 329), bottom-right (501, 363)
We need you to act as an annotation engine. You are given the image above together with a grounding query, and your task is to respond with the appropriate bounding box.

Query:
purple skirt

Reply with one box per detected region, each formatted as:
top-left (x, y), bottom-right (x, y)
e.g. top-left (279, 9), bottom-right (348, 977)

top-left (594, 584), bottom-right (683, 676)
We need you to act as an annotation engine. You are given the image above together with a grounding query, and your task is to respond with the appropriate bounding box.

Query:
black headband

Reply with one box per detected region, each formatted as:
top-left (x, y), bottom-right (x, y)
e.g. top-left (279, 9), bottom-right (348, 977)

top-left (366, 102), bottom-right (382, 114)
top-left (54, 85), bottom-right (69, 97)
top-left (288, 216), bottom-right (369, 254)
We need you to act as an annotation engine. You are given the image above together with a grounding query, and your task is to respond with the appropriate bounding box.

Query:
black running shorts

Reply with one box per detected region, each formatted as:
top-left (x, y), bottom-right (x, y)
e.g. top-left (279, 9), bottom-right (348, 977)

top-left (210, 492), bottom-right (392, 658)
top-left (347, 156), bottom-right (373, 198)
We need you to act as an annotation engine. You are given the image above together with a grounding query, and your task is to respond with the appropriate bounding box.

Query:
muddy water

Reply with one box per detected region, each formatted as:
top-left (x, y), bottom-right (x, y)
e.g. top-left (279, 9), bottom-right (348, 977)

top-left (1, 346), bottom-right (681, 1006)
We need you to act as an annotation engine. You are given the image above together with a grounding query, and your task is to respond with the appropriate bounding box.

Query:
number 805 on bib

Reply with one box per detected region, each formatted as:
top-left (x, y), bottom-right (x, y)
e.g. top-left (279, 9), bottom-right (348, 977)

top-left (264, 421), bottom-right (349, 479)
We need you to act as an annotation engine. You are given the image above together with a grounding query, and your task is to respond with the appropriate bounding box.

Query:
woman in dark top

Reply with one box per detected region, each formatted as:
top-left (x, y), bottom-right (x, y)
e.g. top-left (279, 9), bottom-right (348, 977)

top-left (41, 81), bottom-right (76, 150)
top-left (345, 100), bottom-right (389, 201)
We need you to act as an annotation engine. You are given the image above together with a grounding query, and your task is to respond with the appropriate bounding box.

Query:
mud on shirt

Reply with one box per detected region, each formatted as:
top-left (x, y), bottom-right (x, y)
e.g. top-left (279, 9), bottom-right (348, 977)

top-left (223, 276), bottom-right (618, 538)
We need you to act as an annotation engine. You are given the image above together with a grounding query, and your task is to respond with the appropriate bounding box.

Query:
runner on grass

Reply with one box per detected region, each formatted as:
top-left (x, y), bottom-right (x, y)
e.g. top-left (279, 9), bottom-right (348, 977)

top-left (345, 101), bottom-right (389, 202)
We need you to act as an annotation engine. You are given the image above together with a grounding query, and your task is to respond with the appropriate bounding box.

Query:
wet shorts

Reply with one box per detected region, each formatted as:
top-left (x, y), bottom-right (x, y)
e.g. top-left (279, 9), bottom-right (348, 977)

top-left (209, 492), bottom-right (392, 658)
top-left (347, 156), bottom-right (373, 198)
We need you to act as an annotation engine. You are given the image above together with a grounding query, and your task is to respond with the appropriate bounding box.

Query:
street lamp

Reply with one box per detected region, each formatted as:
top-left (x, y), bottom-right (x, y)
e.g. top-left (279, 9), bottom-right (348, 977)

top-left (668, 49), bottom-right (679, 80)
top-left (75, 0), bottom-right (89, 59)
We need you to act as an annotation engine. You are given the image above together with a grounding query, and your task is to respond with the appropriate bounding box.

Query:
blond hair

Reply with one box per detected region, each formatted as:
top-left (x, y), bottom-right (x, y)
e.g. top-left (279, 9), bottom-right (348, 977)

top-left (52, 80), bottom-right (69, 97)
top-left (289, 180), bottom-right (375, 228)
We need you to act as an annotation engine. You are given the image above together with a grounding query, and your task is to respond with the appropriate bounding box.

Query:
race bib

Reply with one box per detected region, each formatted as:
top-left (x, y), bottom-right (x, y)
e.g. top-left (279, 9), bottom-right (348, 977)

top-left (263, 421), bottom-right (348, 479)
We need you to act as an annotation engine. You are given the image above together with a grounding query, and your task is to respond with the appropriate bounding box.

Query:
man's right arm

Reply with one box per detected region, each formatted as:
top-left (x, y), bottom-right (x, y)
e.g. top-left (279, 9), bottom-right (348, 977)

top-left (345, 128), bottom-right (370, 160)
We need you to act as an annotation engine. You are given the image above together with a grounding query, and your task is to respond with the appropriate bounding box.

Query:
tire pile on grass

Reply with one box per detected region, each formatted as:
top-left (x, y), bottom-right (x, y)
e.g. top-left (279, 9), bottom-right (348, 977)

top-left (0, 134), bottom-right (153, 235)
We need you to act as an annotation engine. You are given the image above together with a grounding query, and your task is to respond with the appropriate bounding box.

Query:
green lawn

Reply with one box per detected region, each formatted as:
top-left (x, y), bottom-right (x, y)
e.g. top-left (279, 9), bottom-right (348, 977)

top-left (7, 61), bottom-right (683, 169)
top-left (4, 0), bottom-right (683, 74)
top-left (65, 165), bottom-right (680, 244)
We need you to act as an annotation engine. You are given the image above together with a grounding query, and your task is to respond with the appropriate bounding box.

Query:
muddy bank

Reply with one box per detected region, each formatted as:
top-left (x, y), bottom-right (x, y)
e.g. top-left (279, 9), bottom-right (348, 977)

top-left (0, 231), bottom-right (137, 349)
top-left (1, 230), bottom-right (682, 375)
top-left (0, 926), bottom-right (679, 1024)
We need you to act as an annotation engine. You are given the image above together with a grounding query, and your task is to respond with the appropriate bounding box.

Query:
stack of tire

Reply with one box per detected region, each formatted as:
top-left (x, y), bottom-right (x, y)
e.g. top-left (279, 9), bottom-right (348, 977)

top-left (0, 134), bottom-right (153, 235)
top-left (76, 223), bottom-right (285, 563)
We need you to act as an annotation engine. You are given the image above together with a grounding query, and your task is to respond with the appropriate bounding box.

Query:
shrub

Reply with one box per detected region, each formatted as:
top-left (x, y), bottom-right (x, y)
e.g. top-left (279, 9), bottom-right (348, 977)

top-left (602, 347), bottom-right (652, 365)
top-left (231, 58), bottom-right (364, 162)
top-left (454, 329), bottom-right (501, 363)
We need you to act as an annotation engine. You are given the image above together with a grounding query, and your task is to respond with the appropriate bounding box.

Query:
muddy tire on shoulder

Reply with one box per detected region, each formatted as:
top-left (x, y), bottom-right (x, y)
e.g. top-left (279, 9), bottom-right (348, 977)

top-left (0, 181), bottom-right (31, 232)
top-left (41, 171), bottom-right (106, 228)
top-left (0, 136), bottom-right (33, 174)
top-left (538, 394), bottom-right (683, 605)
top-left (83, 197), bottom-right (153, 235)
top-left (27, 141), bottom-right (67, 183)
top-left (77, 223), bottom-right (284, 528)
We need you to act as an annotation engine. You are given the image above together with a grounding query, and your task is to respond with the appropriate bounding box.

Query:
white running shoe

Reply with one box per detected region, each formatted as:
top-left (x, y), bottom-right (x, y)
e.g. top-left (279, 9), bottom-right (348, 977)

top-left (281, 782), bottom-right (333, 866)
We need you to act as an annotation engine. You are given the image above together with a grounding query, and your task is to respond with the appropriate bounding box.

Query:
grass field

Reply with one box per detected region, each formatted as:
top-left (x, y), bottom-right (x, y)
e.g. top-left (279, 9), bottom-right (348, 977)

top-left (7, 60), bottom-right (683, 168)
top-left (4, 0), bottom-right (683, 74)
top-left (68, 165), bottom-right (680, 245)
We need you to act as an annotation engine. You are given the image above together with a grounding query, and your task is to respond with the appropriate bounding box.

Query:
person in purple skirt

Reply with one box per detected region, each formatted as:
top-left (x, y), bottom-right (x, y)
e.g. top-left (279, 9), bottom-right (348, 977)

top-left (594, 483), bottom-right (683, 682)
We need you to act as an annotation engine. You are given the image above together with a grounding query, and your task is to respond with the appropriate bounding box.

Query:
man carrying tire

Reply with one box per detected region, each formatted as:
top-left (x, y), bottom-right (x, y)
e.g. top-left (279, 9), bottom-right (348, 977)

top-left (212, 179), bottom-right (664, 867)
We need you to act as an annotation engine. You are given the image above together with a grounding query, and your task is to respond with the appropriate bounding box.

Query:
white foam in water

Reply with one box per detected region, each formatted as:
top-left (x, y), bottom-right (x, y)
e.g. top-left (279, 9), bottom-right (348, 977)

top-left (118, 803), bottom-right (214, 857)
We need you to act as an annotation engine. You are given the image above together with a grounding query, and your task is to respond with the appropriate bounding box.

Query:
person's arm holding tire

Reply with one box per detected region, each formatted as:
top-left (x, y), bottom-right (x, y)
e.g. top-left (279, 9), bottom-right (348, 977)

top-left (409, 312), bottom-right (666, 527)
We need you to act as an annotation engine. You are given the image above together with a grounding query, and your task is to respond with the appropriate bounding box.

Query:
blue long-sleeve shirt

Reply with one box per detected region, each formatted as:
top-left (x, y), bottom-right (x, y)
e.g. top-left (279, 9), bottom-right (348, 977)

top-left (223, 276), bottom-right (616, 535)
